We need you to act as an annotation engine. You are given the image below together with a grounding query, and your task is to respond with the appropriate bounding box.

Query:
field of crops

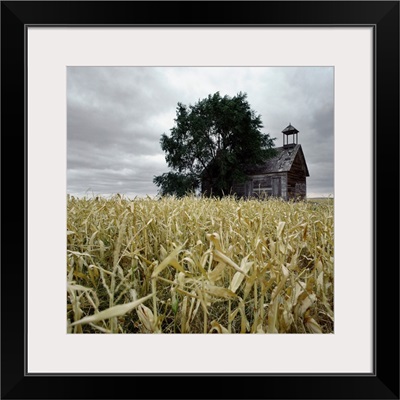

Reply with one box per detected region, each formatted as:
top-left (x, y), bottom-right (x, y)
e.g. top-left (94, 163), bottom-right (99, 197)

top-left (67, 194), bottom-right (334, 334)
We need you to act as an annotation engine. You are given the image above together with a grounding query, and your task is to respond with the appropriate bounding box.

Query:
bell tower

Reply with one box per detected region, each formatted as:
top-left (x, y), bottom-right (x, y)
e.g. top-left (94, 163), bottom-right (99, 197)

top-left (282, 123), bottom-right (299, 148)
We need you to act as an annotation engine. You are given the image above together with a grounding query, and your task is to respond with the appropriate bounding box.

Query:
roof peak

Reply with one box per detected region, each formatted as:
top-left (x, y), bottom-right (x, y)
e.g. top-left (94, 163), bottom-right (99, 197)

top-left (282, 123), bottom-right (299, 134)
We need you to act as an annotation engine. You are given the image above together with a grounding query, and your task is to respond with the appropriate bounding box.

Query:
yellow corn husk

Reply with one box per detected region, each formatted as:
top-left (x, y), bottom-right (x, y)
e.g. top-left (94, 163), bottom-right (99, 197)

top-left (213, 249), bottom-right (249, 277)
top-left (304, 311), bottom-right (323, 333)
top-left (204, 284), bottom-right (237, 299)
top-left (69, 293), bottom-right (153, 327)
top-left (151, 243), bottom-right (186, 278)
top-left (137, 304), bottom-right (159, 333)
top-left (229, 256), bottom-right (253, 293)
top-left (209, 320), bottom-right (229, 333)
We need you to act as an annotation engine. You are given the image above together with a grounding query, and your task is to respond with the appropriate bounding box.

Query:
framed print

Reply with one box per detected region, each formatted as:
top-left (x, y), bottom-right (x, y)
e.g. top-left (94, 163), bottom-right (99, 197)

top-left (1, 1), bottom-right (399, 399)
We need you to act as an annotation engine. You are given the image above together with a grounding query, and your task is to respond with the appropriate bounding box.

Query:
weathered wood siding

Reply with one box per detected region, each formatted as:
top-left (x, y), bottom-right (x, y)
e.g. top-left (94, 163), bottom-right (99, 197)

top-left (231, 181), bottom-right (252, 197)
top-left (287, 173), bottom-right (306, 199)
top-left (232, 172), bottom-right (289, 199)
top-left (286, 151), bottom-right (307, 199)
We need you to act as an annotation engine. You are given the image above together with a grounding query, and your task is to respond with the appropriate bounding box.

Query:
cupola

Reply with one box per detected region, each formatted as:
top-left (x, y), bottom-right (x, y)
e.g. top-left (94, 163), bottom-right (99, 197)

top-left (282, 123), bottom-right (299, 148)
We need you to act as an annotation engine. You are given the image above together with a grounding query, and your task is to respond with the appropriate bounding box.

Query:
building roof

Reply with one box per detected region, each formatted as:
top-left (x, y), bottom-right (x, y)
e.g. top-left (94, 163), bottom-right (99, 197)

top-left (245, 144), bottom-right (310, 176)
top-left (282, 123), bottom-right (299, 134)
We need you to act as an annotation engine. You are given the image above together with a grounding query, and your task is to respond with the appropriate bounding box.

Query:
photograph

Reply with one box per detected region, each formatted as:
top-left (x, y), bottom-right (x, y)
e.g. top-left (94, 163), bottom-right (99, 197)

top-left (66, 66), bottom-right (335, 334)
top-left (2, 0), bottom-right (399, 398)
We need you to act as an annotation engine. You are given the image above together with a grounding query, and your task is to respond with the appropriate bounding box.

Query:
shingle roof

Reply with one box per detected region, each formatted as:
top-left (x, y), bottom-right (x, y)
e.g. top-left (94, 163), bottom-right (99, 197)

top-left (282, 123), bottom-right (299, 134)
top-left (245, 144), bottom-right (310, 176)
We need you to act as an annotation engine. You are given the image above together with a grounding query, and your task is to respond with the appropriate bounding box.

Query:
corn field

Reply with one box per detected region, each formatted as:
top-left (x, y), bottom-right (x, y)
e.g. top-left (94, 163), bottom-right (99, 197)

top-left (67, 194), bottom-right (334, 334)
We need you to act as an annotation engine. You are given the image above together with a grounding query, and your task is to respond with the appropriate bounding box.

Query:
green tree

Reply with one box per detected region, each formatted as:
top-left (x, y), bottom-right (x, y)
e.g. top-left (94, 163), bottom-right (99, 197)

top-left (153, 92), bottom-right (276, 197)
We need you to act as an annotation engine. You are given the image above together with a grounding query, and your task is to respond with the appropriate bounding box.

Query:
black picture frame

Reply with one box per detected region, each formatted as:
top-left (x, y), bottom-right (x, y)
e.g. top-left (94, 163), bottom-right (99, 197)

top-left (1, 1), bottom-right (399, 399)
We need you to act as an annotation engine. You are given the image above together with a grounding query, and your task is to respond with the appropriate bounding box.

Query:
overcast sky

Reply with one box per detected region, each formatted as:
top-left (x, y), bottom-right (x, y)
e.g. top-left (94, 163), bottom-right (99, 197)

top-left (67, 66), bottom-right (334, 199)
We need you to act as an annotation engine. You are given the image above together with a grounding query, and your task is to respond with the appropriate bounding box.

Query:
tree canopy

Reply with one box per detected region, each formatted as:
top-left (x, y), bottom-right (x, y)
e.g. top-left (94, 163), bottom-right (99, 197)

top-left (153, 92), bottom-right (276, 197)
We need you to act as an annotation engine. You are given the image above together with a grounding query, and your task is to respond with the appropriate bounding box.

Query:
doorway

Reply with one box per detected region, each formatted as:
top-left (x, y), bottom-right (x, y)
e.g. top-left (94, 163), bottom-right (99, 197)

top-left (272, 177), bottom-right (281, 197)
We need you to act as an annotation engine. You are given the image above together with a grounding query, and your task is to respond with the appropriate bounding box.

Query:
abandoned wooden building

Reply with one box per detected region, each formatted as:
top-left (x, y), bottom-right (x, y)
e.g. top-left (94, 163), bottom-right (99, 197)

top-left (230, 124), bottom-right (310, 200)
